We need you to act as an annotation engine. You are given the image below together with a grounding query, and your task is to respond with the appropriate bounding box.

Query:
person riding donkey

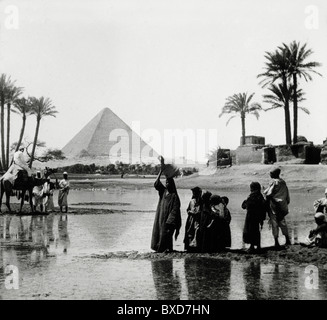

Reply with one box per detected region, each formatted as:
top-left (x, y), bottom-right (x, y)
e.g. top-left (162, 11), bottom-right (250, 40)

top-left (2, 143), bottom-right (33, 187)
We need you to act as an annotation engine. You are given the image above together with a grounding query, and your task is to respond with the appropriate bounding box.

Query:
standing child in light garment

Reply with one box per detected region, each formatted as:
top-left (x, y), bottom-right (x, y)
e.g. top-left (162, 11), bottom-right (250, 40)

top-left (242, 182), bottom-right (267, 253)
top-left (184, 187), bottom-right (202, 252)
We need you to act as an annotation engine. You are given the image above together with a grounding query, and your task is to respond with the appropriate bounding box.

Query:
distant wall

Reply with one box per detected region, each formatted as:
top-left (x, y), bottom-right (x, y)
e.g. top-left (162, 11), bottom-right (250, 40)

top-left (240, 135), bottom-right (265, 146)
top-left (236, 145), bottom-right (265, 165)
top-left (275, 144), bottom-right (321, 164)
top-left (321, 141), bottom-right (327, 164)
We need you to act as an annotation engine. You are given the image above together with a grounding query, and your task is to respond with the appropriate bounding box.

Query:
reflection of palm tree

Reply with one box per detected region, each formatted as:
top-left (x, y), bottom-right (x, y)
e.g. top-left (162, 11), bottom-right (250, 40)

top-left (151, 260), bottom-right (181, 300)
top-left (184, 257), bottom-right (231, 299)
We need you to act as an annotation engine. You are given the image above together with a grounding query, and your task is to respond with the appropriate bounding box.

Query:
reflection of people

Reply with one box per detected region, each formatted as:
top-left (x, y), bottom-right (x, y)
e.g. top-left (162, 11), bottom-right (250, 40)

top-left (243, 261), bottom-right (264, 300)
top-left (263, 168), bottom-right (291, 248)
top-left (32, 171), bottom-right (44, 212)
top-left (45, 213), bottom-right (55, 243)
top-left (151, 163), bottom-right (181, 253)
top-left (57, 215), bottom-right (70, 253)
top-left (58, 172), bottom-right (70, 213)
top-left (184, 187), bottom-right (202, 252)
top-left (242, 182), bottom-right (267, 253)
top-left (313, 188), bottom-right (327, 214)
top-left (151, 260), bottom-right (181, 300)
top-left (184, 257), bottom-right (231, 299)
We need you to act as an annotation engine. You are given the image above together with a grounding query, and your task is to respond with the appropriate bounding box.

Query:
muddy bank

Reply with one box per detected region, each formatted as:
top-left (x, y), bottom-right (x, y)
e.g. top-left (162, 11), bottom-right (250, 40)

top-left (177, 163), bottom-right (327, 192)
top-left (88, 244), bottom-right (327, 268)
top-left (65, 164), bottom-right (327, 192)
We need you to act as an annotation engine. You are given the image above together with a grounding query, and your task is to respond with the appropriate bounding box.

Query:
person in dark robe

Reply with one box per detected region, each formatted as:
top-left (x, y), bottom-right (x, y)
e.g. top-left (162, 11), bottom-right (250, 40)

top-left (242, 181), bottom-right (267, 253)
top-left (151, 166), bottom-right (182, 253)
top-left (184, 186), bottom-right (202, 252)
top-left (198, 190), bottom-right (212, 253)
top-left (207, 194), bottom-right (231, 252)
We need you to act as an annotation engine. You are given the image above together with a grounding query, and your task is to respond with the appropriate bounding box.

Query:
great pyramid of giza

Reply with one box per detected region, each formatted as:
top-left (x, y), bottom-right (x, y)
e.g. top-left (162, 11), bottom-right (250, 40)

top-left (62, 108), bottom-right (158, 163)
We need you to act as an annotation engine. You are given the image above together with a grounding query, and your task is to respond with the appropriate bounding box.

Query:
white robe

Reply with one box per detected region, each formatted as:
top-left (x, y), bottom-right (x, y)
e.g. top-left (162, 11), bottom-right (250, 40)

top-left (1, 150), bottom-right (32, 183)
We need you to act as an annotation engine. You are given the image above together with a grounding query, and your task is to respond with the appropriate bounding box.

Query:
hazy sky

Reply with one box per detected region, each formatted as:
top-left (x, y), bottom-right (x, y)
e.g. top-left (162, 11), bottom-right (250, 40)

top-left (1, 0), bottom-right (326, 162)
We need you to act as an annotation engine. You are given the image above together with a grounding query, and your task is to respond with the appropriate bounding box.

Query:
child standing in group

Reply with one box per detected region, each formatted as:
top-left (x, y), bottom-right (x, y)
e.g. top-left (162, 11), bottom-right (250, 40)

top-left (242, 182), bottom-right (267, 253)
top-left (184, 187), bottom-right (202, 252)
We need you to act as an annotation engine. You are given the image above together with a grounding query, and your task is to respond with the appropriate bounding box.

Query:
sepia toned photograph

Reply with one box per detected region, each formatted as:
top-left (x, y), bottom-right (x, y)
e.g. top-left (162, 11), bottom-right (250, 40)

top-left (0, 0), bottom-right (327, 307)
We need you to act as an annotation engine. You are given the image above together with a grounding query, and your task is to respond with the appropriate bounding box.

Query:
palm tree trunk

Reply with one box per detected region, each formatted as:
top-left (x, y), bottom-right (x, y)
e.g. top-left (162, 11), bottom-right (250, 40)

top-left (282, 76), bottom-right (292, 145)
top-left (29, 117), bottom-right (40, 168)
top-left (292, 73), bottom-right (298, 144)
top-left (284, 102), bottom-right (292, 145)
top-left (241, 115), bottom-right (246, 145)
top-left (6, 103), bottom-right (11, 168)
top-left (15, 113), bottom-right (26, 152)
top-left (1, 95), bottom-right (6, 169)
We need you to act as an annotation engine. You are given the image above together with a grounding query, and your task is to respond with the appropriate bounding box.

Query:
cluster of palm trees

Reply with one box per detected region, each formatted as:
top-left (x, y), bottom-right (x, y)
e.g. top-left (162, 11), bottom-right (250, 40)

top-left (0, 74), bottom-right (58, 172)
top-left (220, 41), bottom-right (322, 146)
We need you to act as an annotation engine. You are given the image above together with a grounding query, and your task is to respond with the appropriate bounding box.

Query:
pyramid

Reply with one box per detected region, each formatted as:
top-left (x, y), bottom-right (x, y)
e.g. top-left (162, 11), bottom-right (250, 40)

top-left (62, 108), bottom-right (158, 163)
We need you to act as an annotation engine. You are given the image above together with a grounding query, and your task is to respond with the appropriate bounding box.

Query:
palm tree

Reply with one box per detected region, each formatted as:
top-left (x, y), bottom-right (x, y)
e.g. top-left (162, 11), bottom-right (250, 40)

top-left (0, 74), bottom-right (14, 170)
top-left (258, 49), bottom-right (292, 144)
top-left (29, 97), bottom-right (58, 168)
top-left (282, 41), bottom-right (322, 144)
top-left (6, 85), bottom-right (23, 168)
top-left (12, 97), bottom-right (33, 152)
top-left (263, 83), bottom-right (309, 144)
top-left (219, 92), bottom-right (262, 146)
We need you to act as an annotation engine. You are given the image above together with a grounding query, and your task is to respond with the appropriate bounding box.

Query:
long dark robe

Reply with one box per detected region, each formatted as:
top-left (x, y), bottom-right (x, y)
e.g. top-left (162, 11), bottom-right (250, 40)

top-left (151, 180), bottom-right (182, 252)
top-left (242, 190), bottom-right (266, 246)
top-left (211, 204), bottom-right (231, 252)
top-left (204, 203), bottom-right (231, 253)
top-left (198, 204), bottom-right (213, 253)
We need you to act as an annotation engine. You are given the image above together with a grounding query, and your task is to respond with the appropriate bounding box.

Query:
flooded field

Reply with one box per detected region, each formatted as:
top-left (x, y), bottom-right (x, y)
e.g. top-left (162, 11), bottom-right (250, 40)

top-left (0, 186), bottom-right (325, 299)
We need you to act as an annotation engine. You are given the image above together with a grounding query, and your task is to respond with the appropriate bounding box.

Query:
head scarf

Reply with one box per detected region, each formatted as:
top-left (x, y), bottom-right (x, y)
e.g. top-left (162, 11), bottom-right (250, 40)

top-left (210, 194), bottom-right (222, 206)
top-left (191, 186), bottom-right (202, 199)
top-left (250, 181), bottom-right (261, 192)
top-left (270, 168), bottom-right (281, 179)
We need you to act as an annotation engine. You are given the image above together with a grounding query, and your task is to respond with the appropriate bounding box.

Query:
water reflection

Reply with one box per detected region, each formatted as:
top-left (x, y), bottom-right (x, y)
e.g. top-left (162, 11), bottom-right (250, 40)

top-left (0, 213), bottom-right (70, 261)
top-left (242, 261), bottom-right (266, 299)
top-left (151, 260), bottom-right (182, 300)
top-left (184, 258), bottom-right (231, 299)
top-left (57, 215), bottom-right (70, 253)
top-left (150, 258), bottom-right (327, 300)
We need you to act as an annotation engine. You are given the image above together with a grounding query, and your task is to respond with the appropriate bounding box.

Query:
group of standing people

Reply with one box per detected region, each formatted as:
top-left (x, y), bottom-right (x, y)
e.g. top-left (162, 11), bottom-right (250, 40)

top-left (32, 171), bottom-right (70, 213)
top-left (183, 187), bottom-right (231, 253)
top-left (242, 167), bottom-right (291, 253)
top-left (151, 165), bottom-right (293, 254)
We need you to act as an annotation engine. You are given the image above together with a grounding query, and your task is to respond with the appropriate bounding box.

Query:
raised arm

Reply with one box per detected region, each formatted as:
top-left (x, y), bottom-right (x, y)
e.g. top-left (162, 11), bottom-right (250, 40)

top-left (154, 162), bottom-right (166, 197)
